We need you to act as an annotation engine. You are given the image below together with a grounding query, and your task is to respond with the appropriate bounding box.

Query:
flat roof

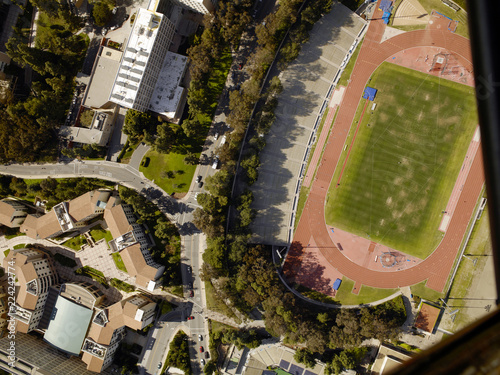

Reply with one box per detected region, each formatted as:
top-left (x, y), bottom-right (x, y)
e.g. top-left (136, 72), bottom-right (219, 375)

top-left (83, 46), bottom-right (122, 109)
top-left (415, 302), bottom-right (441, 333)
top-left (44, 295), bottom-right (93, 356)
top-left (109, 8), bottom-right (164, 108)
top-left (148, 51), bottom-right (187, 117)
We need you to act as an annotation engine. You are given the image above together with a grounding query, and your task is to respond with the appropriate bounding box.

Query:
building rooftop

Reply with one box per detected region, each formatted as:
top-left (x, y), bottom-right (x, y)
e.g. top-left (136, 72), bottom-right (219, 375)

top-left (83, 46), bottom-right (122, 109)
top-left (109, 230), bottom-right (137, 252)
top-left (43, 294), bottom-right (94, 356)
top-left (148, 51), bottom-right (187, 118)
top-left (414, 302), bottom-right (441, 334)
top-left (109, 8), bottom-right (164, 108)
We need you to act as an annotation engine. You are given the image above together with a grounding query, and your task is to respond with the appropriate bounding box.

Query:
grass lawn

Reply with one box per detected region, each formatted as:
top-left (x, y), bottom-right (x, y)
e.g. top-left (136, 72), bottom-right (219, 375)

top-left (3, 249), bottom-right (10, 257)
top-left (90, 227), bottom-right (113, 244)
top-left (62, 235), bottom-right (87, 251)
top-left (325, 63), bottom-right (477, 259)
top-left (140, 149), bottom-right (198, 194)
top-left (446, 206), bottom-right (492, 329)
top-left (13, 244), bottom-right (26, 250)
top-left (333, 277), bottom-right (399, 305)
top-left (112, 253), bottom-right (128, 272)
top-left (390, 0), bottom-right (468, 38)
top-left (410, 280), bottom-right (444, 302)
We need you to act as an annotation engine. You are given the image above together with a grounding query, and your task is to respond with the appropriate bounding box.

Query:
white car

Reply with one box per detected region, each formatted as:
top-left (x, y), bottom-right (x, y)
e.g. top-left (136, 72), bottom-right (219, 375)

top-left (199, 334), bottom-right (203, 341)
top-left (212, 157), bottom-right (219, 170)
top-left (194, 192), bottom-right (199, 201)
top-left (220, 134), bottom-right (227, 146)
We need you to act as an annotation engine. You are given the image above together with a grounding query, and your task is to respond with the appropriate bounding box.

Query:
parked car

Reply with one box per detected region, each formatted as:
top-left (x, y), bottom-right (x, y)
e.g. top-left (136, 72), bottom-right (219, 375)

top-left (212, 157), bottom-right (219, 170)
top-left (199, 335), bottom-right (203, 341)
top-left (201, 359), bottom-right (205, 366)
top-left (196, 175), bottom-right (202, 183)
top-left (205, 352), bottom-right (210, 359)
top-left (199, 346), bottom-right (204, 353)
top-left (198, 182), bottom-right (203, 188)
top-left (158, 362), bottom-right (162, 369)
top-left (187, 316), bottom-right (194, 320)
top-left (189, 290), bottom-right (194, 297)
top-left (214, 132), bottom-right (219, 140)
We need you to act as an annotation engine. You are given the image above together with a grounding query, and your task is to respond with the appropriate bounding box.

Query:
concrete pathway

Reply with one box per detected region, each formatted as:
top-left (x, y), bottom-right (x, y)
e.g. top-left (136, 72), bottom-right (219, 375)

top-left (129, 142), bottom-right (150, 170)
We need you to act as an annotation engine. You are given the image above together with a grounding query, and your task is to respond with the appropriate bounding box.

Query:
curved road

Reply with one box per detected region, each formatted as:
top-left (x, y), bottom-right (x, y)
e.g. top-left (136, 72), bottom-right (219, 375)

top-left (285, 6), bottom-right (483, 293)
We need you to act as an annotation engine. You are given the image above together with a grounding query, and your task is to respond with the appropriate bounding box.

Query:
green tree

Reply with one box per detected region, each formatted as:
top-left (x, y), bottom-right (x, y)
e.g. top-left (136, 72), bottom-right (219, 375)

top-left (154, 122), bottom-right (176, 153)
top-left (294, 348), bottom-right (316, 369)
top-left (184, 151), bottom-right (199, 165)
top-left (93, 1), bottom-right (112, 27)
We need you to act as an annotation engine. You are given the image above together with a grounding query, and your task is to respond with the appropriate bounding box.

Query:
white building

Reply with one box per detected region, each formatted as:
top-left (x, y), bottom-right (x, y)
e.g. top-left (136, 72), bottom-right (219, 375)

top-left (109, 8), bottom-right (176, 112)
top-left (171, 0), bottom-right (217, 14)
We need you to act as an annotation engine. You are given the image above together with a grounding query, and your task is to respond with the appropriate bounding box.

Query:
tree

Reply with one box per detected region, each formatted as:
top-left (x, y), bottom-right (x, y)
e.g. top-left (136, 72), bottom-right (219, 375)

top-left (184, 151), bottom-right (199, 165)
top-left (123, 109), bottom-right (152, 141)
top-left (93, 1), bottom-right (112, 27)
top-left (294, 348), bottom-right (316, 369)
top-left (154, 122), bottom-right (176, 153)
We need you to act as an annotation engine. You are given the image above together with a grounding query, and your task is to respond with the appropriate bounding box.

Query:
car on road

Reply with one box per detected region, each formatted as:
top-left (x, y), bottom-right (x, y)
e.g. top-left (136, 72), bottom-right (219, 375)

top-left (189, 290), bottom-right (194, 297)
top-left (201, 359), bottom-right (205, 366)
top-left (187, 316), bottom-right (194, 320)
top-left (199, 346), bottom-right (204, 353)
top-left (194, 192), bottom-right (199, 201)
top-left (199, 335), bottom-right (203, 341)
top-left (220, 134), bottom-right (227, 146)
top-left (198, 182), bottom-right (203, 188)
top-left (212, 157), bottom-right (219, 170)
top-left (205, 352), bottom-right (210, 359)
top-left (214, 132), bottom-right (219, 140)
top-left (196, 175), bottom-right (202, 183)
top-left (158, 362), bottom-right (162, 369)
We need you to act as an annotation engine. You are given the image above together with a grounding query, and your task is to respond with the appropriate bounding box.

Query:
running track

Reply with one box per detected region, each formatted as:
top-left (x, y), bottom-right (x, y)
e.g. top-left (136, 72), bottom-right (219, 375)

top-left (284, 4), bottom-right (484, 292)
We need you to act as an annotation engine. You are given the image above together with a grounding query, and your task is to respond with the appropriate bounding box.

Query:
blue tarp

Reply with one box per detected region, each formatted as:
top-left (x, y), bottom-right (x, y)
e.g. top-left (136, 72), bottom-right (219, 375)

top-left (363, 86), bottom-right (378, 101)
top-left (379, 0), bottom-right (393, 12)
top-left (382, 11), bottom-right (391, 24)
top-left (333, 278), bottom-right (342, 290)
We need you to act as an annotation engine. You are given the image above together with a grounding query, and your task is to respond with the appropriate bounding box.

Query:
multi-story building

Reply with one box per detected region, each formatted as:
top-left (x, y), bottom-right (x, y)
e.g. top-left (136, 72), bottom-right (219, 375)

top-left (109, 8), bottom-right (176, 112)
top-left (0, 272), bottom-right (157, 374)
top-left (0, 199), bottom-right (28, 228)
top-left (20, 190), bottom-right (112, 239)
top-left (18, 190), bottom-right (165, 291)
top-left (171, 0), bottom-right (217, 13)
top-left (3, 247), bottom-right (59, 333)
top-left (105, 204), bottom-right (165, 291)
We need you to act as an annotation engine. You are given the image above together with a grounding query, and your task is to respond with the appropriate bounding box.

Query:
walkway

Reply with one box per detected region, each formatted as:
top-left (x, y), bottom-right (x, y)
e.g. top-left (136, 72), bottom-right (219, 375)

top-left (284, 1), bottom-right (483, 295)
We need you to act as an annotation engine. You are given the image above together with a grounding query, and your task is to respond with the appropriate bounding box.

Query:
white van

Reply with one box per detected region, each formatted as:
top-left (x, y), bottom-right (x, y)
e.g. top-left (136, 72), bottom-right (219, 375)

top-left (212, 157), bottom-right (219, 169)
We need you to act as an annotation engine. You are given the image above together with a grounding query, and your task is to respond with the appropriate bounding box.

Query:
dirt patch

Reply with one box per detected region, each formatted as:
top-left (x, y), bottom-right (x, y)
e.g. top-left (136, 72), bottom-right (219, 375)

top-left (386, 197), bottom-right (393, 206)
top-left (172, 192), bottom-right (187, 199)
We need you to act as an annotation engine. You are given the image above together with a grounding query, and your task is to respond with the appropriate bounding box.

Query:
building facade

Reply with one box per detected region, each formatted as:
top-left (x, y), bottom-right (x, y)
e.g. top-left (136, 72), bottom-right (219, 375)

top-left (3, 247), bottom-right (59, 333)
top-left (0, 199), bottom-right (28, 228)
top-left (171, 0), bottom-right (217, 13)
top-left (109, 8), bottom-right (176, 111)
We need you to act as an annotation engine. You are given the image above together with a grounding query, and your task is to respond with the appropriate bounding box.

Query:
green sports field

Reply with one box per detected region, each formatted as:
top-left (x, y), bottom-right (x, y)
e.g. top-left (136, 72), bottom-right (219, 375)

top-left (325, 62), bottom-right (477, 259)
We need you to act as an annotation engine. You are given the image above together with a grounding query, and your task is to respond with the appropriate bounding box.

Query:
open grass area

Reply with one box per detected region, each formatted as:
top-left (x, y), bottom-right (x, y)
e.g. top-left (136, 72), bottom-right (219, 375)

top-left (13, 244), bottom-right (26, 250)
top-left (90, 227), bottom-right (113, 244)
top-left (333, 277), bottom-right (400, 305)
top-left (391, 0), bottom-right (469, 38)
top-left (446, 206), bottom-right (493, 329)
top-left (3, 249), bottom-right (10, 257)
top-left (62, 234), bottom-right (87, 251)
top-left (112, 253), bottom-right (128, 272)
top-left (325, 63), bottom-right (477, 259)
top-left (410, 280), bottom-right (444, 302)
top-left (140, 149), bottom-right (198, 194)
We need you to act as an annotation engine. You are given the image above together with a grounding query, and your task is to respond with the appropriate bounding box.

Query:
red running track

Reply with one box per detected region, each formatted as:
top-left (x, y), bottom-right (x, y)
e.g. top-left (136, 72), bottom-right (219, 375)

top-left (284, 5), bottom-right (483, 293)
